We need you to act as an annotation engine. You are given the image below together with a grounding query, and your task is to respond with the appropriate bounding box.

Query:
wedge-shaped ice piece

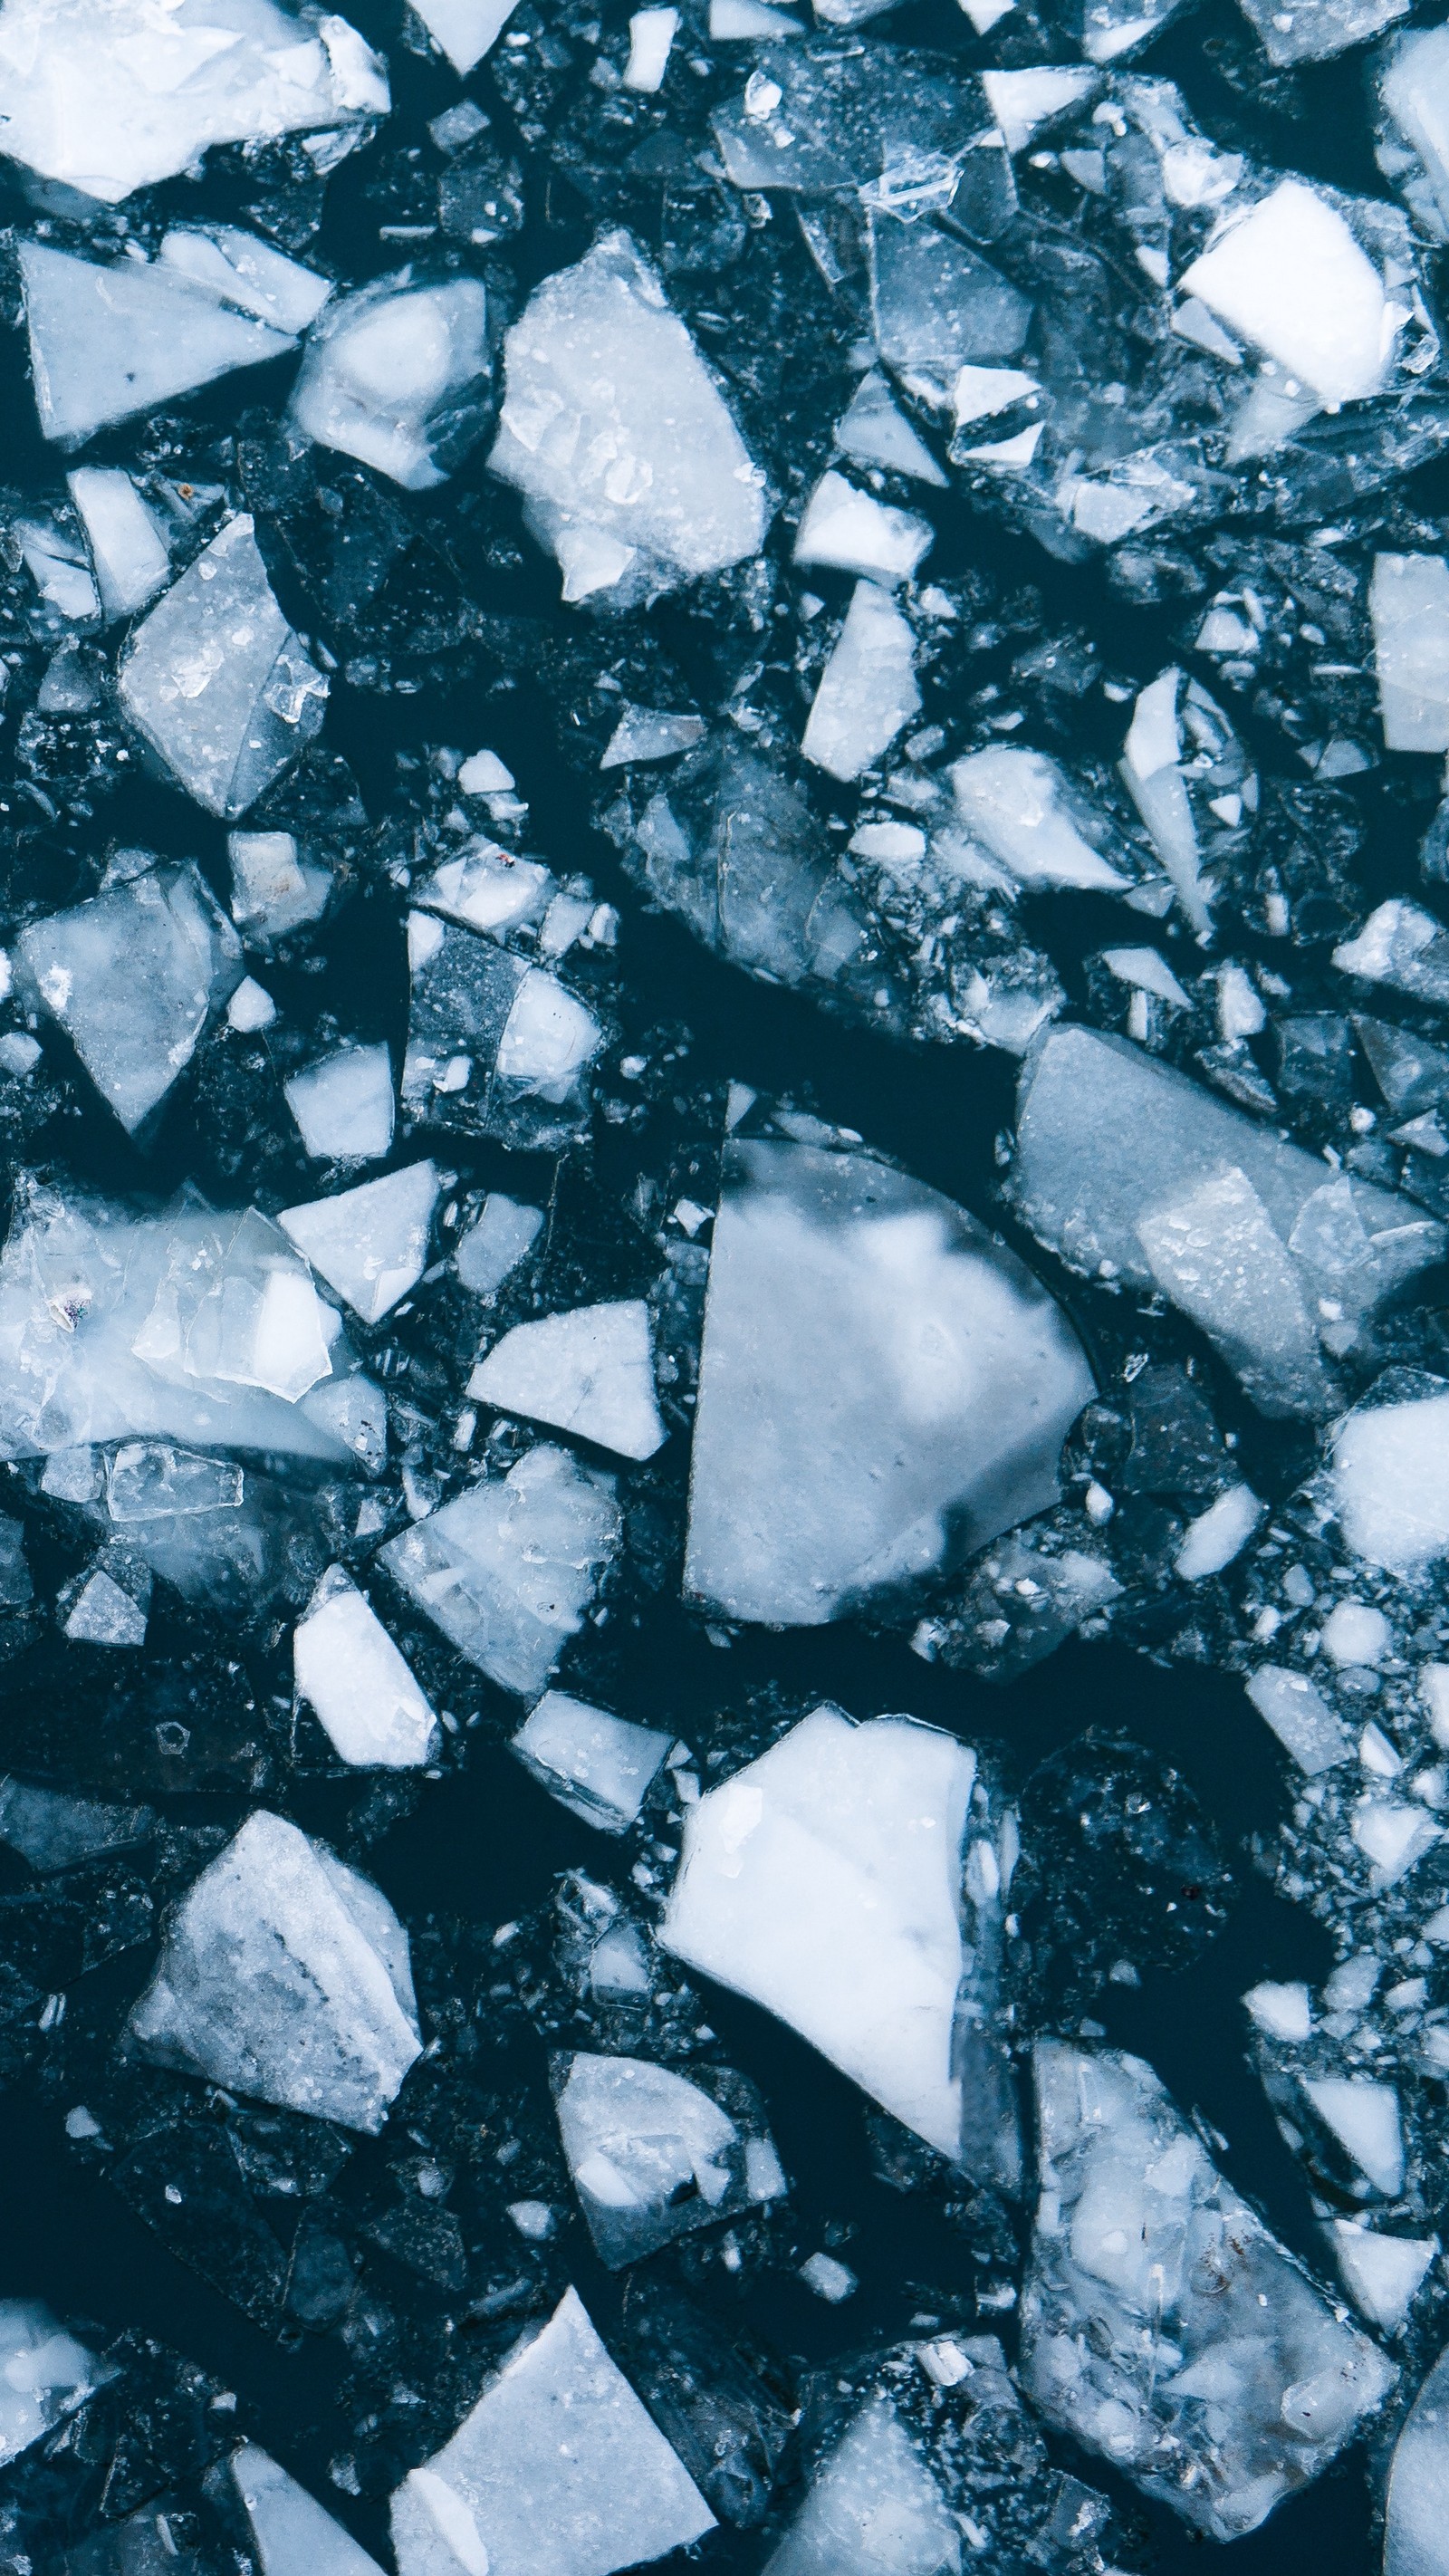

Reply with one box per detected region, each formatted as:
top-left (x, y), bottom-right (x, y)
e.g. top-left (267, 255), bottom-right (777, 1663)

top-left (953, 747), bottom-right (1134, 895)
top-left (868, 212), bottom-right (1032, 371)
top-left (793, 471), bottom-right (931, 587)
top-left (661, 1707), bottom-right (975, 2157)
top-left (469, 1300), bottom-right (665, 1461)
top-left (554, 2052), bottom-right (784, 2265)
top-left (686, 1139), bottom-right (1092, 1626)
top-left (1386, 2343), bottom-right (1449, 2574)
top-left (1371, 556), bottom-right (1449, 752)
top-left (130, 1811), bottom-right (420, 2129)
top-left (1379, 27), bottom-right (1449, 244)
top-left (411, 0), bottom-right (520, 72)
top-left (381, 1442), bottom-right (620, 1698)
top-left (1180, 182), bottom-right (1391, 409)
top-left (834, 370), bottom-right (946, 487)
top-left (1329, 2225), bottom-right (1434, 2334)
top-left (1118, 669), bottom-right (1212, 935)
top-left (1022, 2041), bottom-right (1396, 2540)
top-left (763, 2398), bottom-right (960, 2576)
top-left (1334, 1385), bottom-right (1449, 1574)
top-left (61, 1545), bottom-right (151, 1645)
top-left (66, 468), bottom-right (169, 621)
top-left (285, 1044), bottom-right (395, 1162)
top-left (158, 227), bottom-right (332, 333)
top-left (1236, 0), bottom-right (1404, 65)
top-left (1246, 1666), bottom-right (1353, 1773)
top-left (229, 830), bottom-right (333, 945)
top-left (229, 2444), bottom-right (387, 2576)
top-left (0, 1779), bottom-right (151, 1870)
top-left (489, 231), bottom-right (765, 598)
top-left (599, 706), bottom-right (705, 768)
top-left (456, 1193), bottom-right (543, 1294)
top-left (20, 243), bottom-right (295, 447)
top-left (416, 843), bottom-right (554, 940)
top-left (282, 1162), bottom-right (439, 1323)
top-left (801, 582), bottom-right (919, 782)
top-left (119, 516), bottom-right (327, 820)
top-left (390, 2287), bottom-right (715, 2576)
top-left (0, 0), bottom-right (387, 204)
top-left (1137, 1167), bottom-right (1333, 1418)
top-left (1303, 2075), bottom-right (1404, 2196)
top-left (294, 1567), bottom-right (438, 1768)
top-left (290, 276), bottom-right (490, 492)
top-left (403, 918), bottom-right (601, 1149)
top-left (0, 2303), bottom-right (110, 2465)
top-left (1335, 899), bottom-right (1449, 1008)
top-left (17, 859), bottom-right (242, 1132)
top-left (511, 1691), bottom-right (670, 1831)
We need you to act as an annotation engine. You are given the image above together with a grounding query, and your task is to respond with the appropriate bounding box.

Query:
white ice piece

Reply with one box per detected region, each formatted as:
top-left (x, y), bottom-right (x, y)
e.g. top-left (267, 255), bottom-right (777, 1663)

top-left (834, 372), bottom-right (946, 487)
top-left (1371, 555), bottom-right (1449, 753)
top-left (0, 2303), bottom-right (110, 2465)
top-left (281, 1162), bottom-right (439, 1323)
top-left (158, 226), bottom-right (332, 333)
top-left (661, 1706), bottom-right (975, 2158)
top-left (1175, 1482), bottom-right (1263, 1581)
top-left (1379, 26), bottom-right (1449, 242)
top-left (290, 276), bottom-right (491, 492)
top-left (1333, 1389), bottom-right (1449, 1575)
top-left (227, 976), bottom-right (275, 1033)
top-left (554, 2051), bottom-right (782, 2264)
top-left (63, 1552), bottom-right (150, 1646)
top-left (1119, 668), bottom-right (1212, 935)
top-left (623, 5), bottom-right (677, 87)
top-left (229, 2444), bottom-right (387, 2576)
top-left (1246, 1666), bottom-right (1354, 1773)
top-left (1352, 1795), bottom-right (1439, 1891)
top-left (21, 242), bottom-right (295, 447)
top-left (801, 582), bottom-right (919, 782)
top-left (489, 230), bottom-right (766, 599)
top-left (952, 747), bottom-right (1133, 894)
top-left (456, 1193), bottom-right (543, 1294)
top-left (511, 1690), bottom-right (670, 1831)
top-left (1334, 897), bottom-right (1449, 1007)
top-left (389, 2288), bottom-right (714, 2576)
top-left (229, 830), bottom-right (333, 945)
top-left (130, 1810), bottom-right (422, 2131)
top-left (685, 1138), bottom-right (1093, 1628)
top-left (66, 468), bottom-right (169, 621)
top-left (763, 2398), bottom-right (960, 2576)
top-left (1244, 1980), bottom-right (1313, 2041)
top-left (294, 1568), bottom-right (438, 1769)
top-left (1329, 2226), bottom-right (1435, 2335)
top-left (981, 65), bottom-right (1099, 153)
top-left (599, 707), bottom-right (705, 768)
top-left (792, 471), bottom-right (932, 587)
top-left (285, 1044), bottom-right (395, 1162)
top-left (1322, 1598), bottom-right (1391, 1667)
top-left (411, 0), bottom-right (520, 72)
top-left (1180, 181), bottom-right (1392, 407)
top-left (1386, 2341), bottom-right (1449, 2574)
top-left (1303, 2074), bottom-right (1405, 2195)
top-left (469, 1299), bottom-right (666, 1461)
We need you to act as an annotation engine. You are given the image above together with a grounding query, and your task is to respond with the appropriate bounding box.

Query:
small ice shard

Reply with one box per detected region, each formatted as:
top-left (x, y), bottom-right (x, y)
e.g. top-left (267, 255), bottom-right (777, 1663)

top-left (0, 2303), bottom-right (110, 2465)
top-left (1334, 899), bottom-right (1449, 1008)
top-left (623, 5), bottom-right (677, 88)
top-left (469, 1300), bottom-right (665, 1461)
top-left (1329, 2225), bottom-right (1435, 2335)
top-left (17, 859), bottom-right (242, 1133)
top-left (158, 226), bottom-right (332, 333)
top-left (1244, 1980), bottom-right (1313, 2041)
top-left (489, 231), bottom-right (766, 600)
top-left (792, 471), bottom-right (931, 587)
top-left (1180, 182), bottom-right (1392, 409)
top-left (799, 2252), bottom-right (856, 2302)
top-left (118, 516), bottom-right (327, 820)
top-left (1302, 2075), bottom-right (1405, 2196)
top-left (685, 1138), bottom-right (1093, 1627)
top-left (1175, 1482), bottom-right (1263, 1581)
top-left (61, 1545), bottom-right (152, 1646)
top-left (129, 1810), bottom-right (421, 2132)
top-left (0, 1780), bottom-right (151, 1870)
top-left (411, 0), bottom-right (520, 72)
top-left (1138, 1168), bottom-right (1332, 1419)
top-left (228, 2443), bottom-right (387, 2576)
top-left (1371, 556), bottom-right (1449, 753)
top-left (380, 1442), bottom-right (621, 1698)
top-left (1022, 2040), bottom-right (1396, 2539)
top-left (228, 830), bottom-right (333, 946)
top-left (801, 581), bottom-right (919, 781)
top-left (1333, 1386), bottom-right (1449, 1574)
top-left (763, 2398), bottom-right (960, 2576)
top-left (982, 65), bottom-right (1099, 151)
top-left (512, 1691), bottom-right (669, 1830)
top-left (1386, 2344), bottom-right (1449, 2574)
top-left (403, 921), bottom-right (601, 1149)
top-left (1379, 27), bottom-right (1449, 243)
top-left (952, 747), bottom-right (1135, 895)
top-left (456, 1193), bottom-right (543, 1294)
top-left (599, 706), bottom-right (705, 768)
top-left (20, 241), bottom-right (295, 447)
top-left (834, 370), bottom-right (946, 487)
top-left (0, 0), bottom-right (387, 203)
top-left (294, 1567), bottom-right (438, 1769)
top-left (389, 2288), bottom-right (715, 2576)
top-left (290, 276), bottom-right (491, 492)
top-left (417, 848), bottom-right (555, 944)
top-left (553, 2051), bottom-right (783, 2264)
top-left (1246, 1667), bottom-right (1354, 1773)
top-left (661, 1706), bottom-right (976, 2158)
top-left (281, 1163), bottom-right (440, 1324)
top-left (1352, 1795), bottom-right (1439, 1891)
top-left (284, 1043), bottom-right (395, 1163)
top-left (1236, 0), bottom-right (1404, 64)
top-left (66, 468), bottom-right (169, 621)
top-left (1119, 669), bottom-right (1212, 935)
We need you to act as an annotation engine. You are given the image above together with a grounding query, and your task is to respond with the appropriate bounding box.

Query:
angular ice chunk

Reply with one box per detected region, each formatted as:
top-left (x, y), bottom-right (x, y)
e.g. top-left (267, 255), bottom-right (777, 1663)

top-left (982, 65), bottom-right (1099, 152)
top-left (389, 2288), bottom-right (714, 2576)
top-left (119, 516), bottom-right (327, 820)
top-left (469, 1300), bottom-right (665, 1461)
top-left (1179, 182), bottom-right (1392, 408)
top-left (1371, 556), bottom-right (1449, 752)
top-left (1379, 27), bottom-right (1449, 243)
top-left (1353, 1794), bottom-right (1439, 1890)
top-left (20, 242), bottom-right (294, 448)
top-left (380, 1442), bottom-right (620, 1698)
top-left (411, 0), bottom-right (520, 72)
top-left (281, 1162), bottom-right (439, 1323)
top-left (1329, 2226), bottom-right (1435, 2334)
top-left (17, 859), bottom-right (242, 1133)
top-left (158, 227), bottom-right (332, 334)
top-left (1333, 1389), bottom-right (1449, 1574)
top-left (1175, 1482), bottom-right (1263, 1581)
top-left (1302, 2075), bottom-right (1404, 2195)
top-left (228, 830), bottom-right (333, 945)
top-left (511, 1691), bottom-right (670, 1831)
top-left (285, 1044), bottom-right (395, 1162)
top-left (686, 1138), bottom-right (1093, 1627)
top-left (952, 747), bottom-right (1134, 895)
top-left (1335, 899), bottom-right (1449, 1007)
top-left (1386, 2343), bottom-right (1449, 2574)
top-left (868, 213), bottom-right (1032, 371)
top-left (0, 2303), bottom-right (110, 2465)
top-left (1244, 1980), bottom-right (1312, 2041)
top-left (294, 1568), bottom-right (438, 1769)
top-left (129, 1810), bottom-right (422, 2131)
top-left (489, 231), bottom-right (766, 598)
top-left (417, 844), bottom-right (554, 941)
top-left (554, 2052), bottom-right (782, 2264)
top-left (1137, 1168), bottom-right (1333, 1418)
top-left (404, 923), bottom-right (601, 1149)
top-left (599, 707), bottom-right (705, 768)
top-left (456, 1193), bottom-right (543, 1294)
top-left (290, 277), bottom-right (490, 492)
top-left (0, 0), bottom-right (387, 204)
top-left (661, 1706), bottom-right (976, 2157)
top-left (1246, 1667), bottom-right (1354, 1773)
top-left (1236, 0), bottom-right (1404, 64)
top-left (62, 1546), bottom-right (152, 1646)
top-left (801, 581), bottom-right (919, 782)
top-left (793, 472), bottom-right (931, 587)
top-left (66, 469), bottom-right (169, 622)
top-left (0, 1780), bottom-right (151, 1870)
top-left (229, 2444), bottom-right (386, 2576)
top-left (623, 6), bottom-right (677, 88)
top-left (1022, 2040), bottom-right (1396, 2539)
top-left (1118, 669), bottom-right (1211, 935)
top-left (763, 2398), bottom-right (960, 2576)
top-left (834, 371), bottom-right (946, 487)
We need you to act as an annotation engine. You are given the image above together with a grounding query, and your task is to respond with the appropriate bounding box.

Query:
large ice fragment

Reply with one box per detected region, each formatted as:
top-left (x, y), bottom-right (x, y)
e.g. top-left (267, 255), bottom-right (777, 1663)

top-left (801, 582), bottom-right (919, 782)
top-left (1386, 2345), bottom-right (1449, 2576)
top-left (685, 1138), bottom-right (1093, 1626)
top-left (281, 1162), bottom-right (439, 1322)
top-left (952, 747), bottom-right (1134, 895)
top-left (118, 516), bottom-right (327, 820)
top-left (1332, 1386), bottom-right (1449, 1574)
top-left (17, 859), bottom-right (242, 1132)
top-left (469, 1300), bottom-right (665, 1461)
top-left (290, 277), bottom-right (491, 492)
top-left (229, 2444), bottom-right (387, 2576)
top-left (554, 2051), bottom-right (784, 2264)
top-left (380, 1442), bottom-right (620, 1697)
top-left (1022, 2041), bottom-right (1396, 2538)
top-left (129, 1810), bottom-right (422, 2131)
top-left (1371, 555), bottom-right (1449, 752)
top-left (66, 468), bottom-right (169, 621)
top-left (389, 2287), bottom-right (715, 2576)
top-left (763, 2399), bottom-right (960, 2576)
top-left (489, 231), bottom-right (766, 600)
top-left (661, 1707), bottom-right (975, 2158)
top-left (0, 2304), bottom-right (110, 2465)
top-left (0, 0), bottom-right (388, 205)
top-left (511, 1690), bottom-right (670, 1831)
top-left (20, 242), bottom-right (294, 447)
top-left (1180, 182), bottom-right (1392, 408)
top-left (1246, 1666), bottom-right (1353, 1773)
top-left (294, 1567), bottom-right (439, 1768)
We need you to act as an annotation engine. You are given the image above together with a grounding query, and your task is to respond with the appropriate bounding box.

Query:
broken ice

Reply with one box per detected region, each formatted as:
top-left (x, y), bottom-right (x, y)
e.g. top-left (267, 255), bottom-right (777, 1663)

top-left (21, 241), bottom-right (297, 448)
top-left (281, 1162), bottom-right (440, 1323)
top-left (0, 2303), bottom-right (110, 2465)
top-left (511, 1690), bottom-right (670, 1831)
top-left (228, 2445), bottom-right (386, 2576)
top-left (290, 276), bottom-right (491, 491)
top-left (469, 1300), bottom-right (666, 1461)
top-left (553, 2051), bottom-right (784, 2264)
top-left (294, 1567), bottom-right (439, 1768)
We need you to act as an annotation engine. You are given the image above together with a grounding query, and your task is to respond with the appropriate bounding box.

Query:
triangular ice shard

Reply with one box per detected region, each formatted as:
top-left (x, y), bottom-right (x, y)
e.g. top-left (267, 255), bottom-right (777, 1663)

top-left (21, 242), bottom-right (296, 447)
top-left (228, 2444), bottom-right (387, 2576)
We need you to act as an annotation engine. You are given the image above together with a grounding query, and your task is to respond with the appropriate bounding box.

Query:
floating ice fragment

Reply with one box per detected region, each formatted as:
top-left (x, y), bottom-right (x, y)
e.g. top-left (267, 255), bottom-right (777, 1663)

top-left (229, 2444), bottom-right (387, 2576)
top-left (1244, 1980), bottom-right (1313, 2041)
top-left (66, 469), bottom-right (169, 622)
top-left (0, 2303), bottom-right (110, 2465)
top-left (290, 276), bottom-right (491, 493)
top-left (281, 1162), bottom-right (439, 1323)
top-left (1303, 2074), bottom-right (1405, 2194)
top-left (411, 0), bottom-right (520, 72)
top-left (1379, 28), bottom-right (1449, 244)
top-left (228, 830), bottom-right (333, 946)
top-left (1322, 1598), bottom-right (1391, 1666)
top-left (0, 1780), bottom-right (151, 1870)
top-left (1333, 1387), bottom-right (1449, 1574)
top-left (763, 2398), bottom-right (959, 2576)
top-left (623, 5), bottom-right (677, 88)
top-left (21, 242), bottom-right (295, 448)
top-left (834, 371), bottom-right (946, 487)
top-left (953, 747), bottom-right (1134, 895)
top-left (285, 1044), bottom-right (395, 1162)
top-left (61, 1546), bottom-right (151, 1646)
top-left (1371, 556), bottom-right (1449, 752)
top-left (469, 1300), bottom-right (665, 1461)
top-left (130, 1810), bottom-right (422, 2132)
top-left (390, 2287), bottom-right (715, 2576)
top-left (662, 1706), bottom-right (976, 2158)
top-left (1352, 1795), bottom-right (1439, 1890)
top-left (1236, 0), bottom-right (1404, 64)
top-left (554, 2052), bottom-right (782, 2264)
top-left (1335, 899), bottom-right (1449, 1007)
top-left (1246, 1666), bottom-right (1354, 1773)
top-left (801, 582), bottom-right (919, 781)
top-left (798, 2252), bottom-right (857, 2302)
top-left (294, 1568), bottom-right (438, 1769)
top-left (456, 1193), bottom-right (543, 1295)
top-left (600, 706), bottom-right (705, 768)
top-left (1180, 182), bottom-right (1392, 408)
top-left (404, 923), bottom-right (601, 1149)
top-left (793, 472), bottom-right (931, 588)
top-left (158, 226), bottom-right (332, 333)
top-left (1386, 2342), bottom-right (1449, 2574)
top-left (1329, 2225), bottom-right (1435, 2334)
top-left (511, 1690), bottom-right (670, 1831)
top-left (868, 214), bottom-right (1032, 373)
top-left (1119, 669), bottom-right (1212, 935)
top-left (1175, 1482), bottom-right (1263, 1580)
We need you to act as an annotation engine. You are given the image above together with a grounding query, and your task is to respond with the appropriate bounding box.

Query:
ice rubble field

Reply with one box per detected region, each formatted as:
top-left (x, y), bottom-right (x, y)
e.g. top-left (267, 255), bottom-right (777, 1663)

top-left (18, 0), bottom-right (1449, 2572)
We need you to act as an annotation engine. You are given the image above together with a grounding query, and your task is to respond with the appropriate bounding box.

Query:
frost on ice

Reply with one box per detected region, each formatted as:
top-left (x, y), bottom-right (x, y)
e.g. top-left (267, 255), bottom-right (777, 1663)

top-left (553, 2051), bottom-right (785, 2265)
top-left (130, 1810), bottom-right (421, 2130)
top-left (763, 2399), bottom-right (960, 2576)
top-left (293, 1566), bottom-right (439, 1768)
top-left (489, 230), bottom-right (766, 602)
top-left (281, 1162), bottom-right (440, 1323)
top-left (389, 2287), bottom-right (715, 2576)
top-left (1022, 2042), bottom-right (1396, 2538)
top-left (511, 1690), bottom-right (670, 1831)
top-left (469, 1299), bottom-right (666, 1461)
top-left (685, 1137), bottom-right (1093, 1627)
top-left (0, 2303), bottom-right (110, 2465)
top-left (290, 277), bottom-right (492, 491)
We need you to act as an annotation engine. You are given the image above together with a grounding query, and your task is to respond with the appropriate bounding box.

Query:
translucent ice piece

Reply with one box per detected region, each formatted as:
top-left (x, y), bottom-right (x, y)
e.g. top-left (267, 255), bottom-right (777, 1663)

top-left (1371, 554), bottom-right (1449, 752)
top-left (411, 0), bottom-right (520, 71)
top-left (229, 2444), bottom-right (386, 2576)
top-left (281, 1162), bottom-right (439, 1323)
top-left (20, 242), bottom-right (295, 447)
top-left (66, 468), bottom-right (169, 621)
top-left (1302, 2074), bottom-right (1404, 2195)
top-left (290, 275), bottom-right (491, 492)
top-left (157, 226), bottom-right (332, 333)
top-left (1180, 182), bottom-right (1392, 409)
top-left (834, 370), bottom-right (946, 486)
top-left (952, 746), bottom-right (1135, 895)
top-left (285, 1044), bottom-right (395, 1162)
top-left (469, 1299), bottom-right (666, 1460)
top-left (801, 581), bottom-right (919, 781)
top-left (1332, 1388), bottom-right (1449, 1574)
top-left (1236, 0), bottom-right (1404, 67)
top-left (0, 2303), bottom-right (110, 2466)
top-left (1378, 27), bottom-right (1449, 243)
top-left (1335, 899), bottom-right (1449, 1008)
top-left (228, 830), bottom-right (333, 945)
top-left (511, 1690), bottom-right (670, 1831)
top-left (763, 2399), bottom-right (960, 2576)
top-left (1246, 1667), bottom-right (1354, 1773)
top-left (554, 2052), bottom-right (782, 2264)
top-left (1386, 2343), bottom-right (1449, 2573)
top-left (294, 1566), bottom-right (439, 1767)
top-left (455, 1193), bottom-right (543, 1294)
top-left (793, 471), bottom-right (931, 586)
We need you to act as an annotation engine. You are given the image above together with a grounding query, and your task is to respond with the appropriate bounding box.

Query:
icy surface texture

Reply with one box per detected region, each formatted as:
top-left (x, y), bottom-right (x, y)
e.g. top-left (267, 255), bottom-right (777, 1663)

top-left (229, 2444), bottom-right (388, 2576)
top-left (290, 277), bottom-right (492, 491)
top-left (0, 2302), bottom-right (110, 2465)
top-left (381, 1442), bottom-right (620, 1696)
top-left (281, 1161), bottom-right (439, 1322)
top-left (553, 2050), bottom-right (783, 2264)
